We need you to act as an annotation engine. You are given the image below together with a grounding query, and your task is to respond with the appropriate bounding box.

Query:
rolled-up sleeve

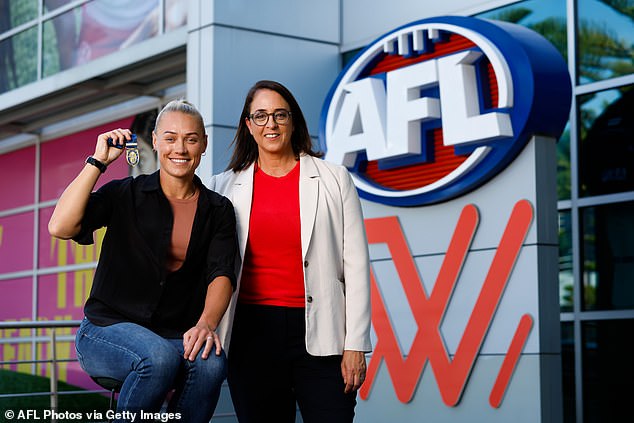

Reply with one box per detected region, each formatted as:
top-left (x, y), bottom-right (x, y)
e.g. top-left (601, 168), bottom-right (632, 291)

top-left (206, 197), bottom-right (239, 290)
top-left (72, 183), bottom-right (117, 245)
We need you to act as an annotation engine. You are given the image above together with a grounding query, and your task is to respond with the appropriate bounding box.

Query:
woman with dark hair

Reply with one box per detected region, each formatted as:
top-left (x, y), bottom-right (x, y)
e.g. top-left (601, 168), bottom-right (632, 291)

top-left (211, 80), bottom-right (372, 422)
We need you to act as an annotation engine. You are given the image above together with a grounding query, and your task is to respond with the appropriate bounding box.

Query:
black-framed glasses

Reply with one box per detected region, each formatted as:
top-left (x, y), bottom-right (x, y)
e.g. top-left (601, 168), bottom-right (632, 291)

top-left (248, 110), bottom-right (292, 126)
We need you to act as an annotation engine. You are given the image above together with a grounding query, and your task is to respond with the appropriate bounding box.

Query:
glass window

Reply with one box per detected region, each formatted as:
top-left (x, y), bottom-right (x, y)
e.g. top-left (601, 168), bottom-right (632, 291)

top-left (577, 0), bottom-right (634, 85)
top-left (164, 0), bottom-right (187, 33)
top-left (582, 319), bottom-right (634, 422)
top-left (43, 8), bottom-right (81, 77)
top-left (342, 48), bottom-right (363, 69)
top-left (72, 0), bottom-right (159, 66)
top-left (129, 110), bottom-right (160, 176)
top-left (0, 146), bottom-right (35, 211)
top-left (557, 122), bottom-right (571, 200)
top-left (578, 85), bottom-right (634, 197)
top-left (560, 322), bottom-right (576, 423)
top-left (0, 26), bottom-right (38, 95)
top-left (580, 201), bottom-right (634, 311)
top-left (3, 1), bottom-right (187, 88)
top-left (44, 0), bottom-right (76, 12)
top-left (559, 210), bottom-right (573, 312)
top-left (1, 0), bottom-right (38, 30)
top-left (475, 0), bottom-right (568, 62)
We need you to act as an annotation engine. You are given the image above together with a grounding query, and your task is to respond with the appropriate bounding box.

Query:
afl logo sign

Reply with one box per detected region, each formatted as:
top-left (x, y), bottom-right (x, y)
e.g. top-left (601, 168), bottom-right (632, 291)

top-left (319, 16), bottom-right (571, 206)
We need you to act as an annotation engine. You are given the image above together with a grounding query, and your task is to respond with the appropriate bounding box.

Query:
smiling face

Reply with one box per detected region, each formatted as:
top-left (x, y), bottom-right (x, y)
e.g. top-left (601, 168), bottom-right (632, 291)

top-left (152, 111), bottom-right (207, 180)
top-left (246, 88), bottom-right (295, 159)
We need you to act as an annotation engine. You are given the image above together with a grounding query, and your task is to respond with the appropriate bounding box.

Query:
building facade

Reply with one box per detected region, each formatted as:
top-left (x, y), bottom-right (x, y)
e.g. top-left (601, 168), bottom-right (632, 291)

top-left (0, 1), bottom-right (632, 422)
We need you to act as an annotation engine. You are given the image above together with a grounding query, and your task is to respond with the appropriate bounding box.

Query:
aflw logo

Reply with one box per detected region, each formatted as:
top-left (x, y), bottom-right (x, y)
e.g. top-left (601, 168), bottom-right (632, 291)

top-left (361, 200), bottom-right (534, 407)
top-left (319, 16), bottom-right (571, 206)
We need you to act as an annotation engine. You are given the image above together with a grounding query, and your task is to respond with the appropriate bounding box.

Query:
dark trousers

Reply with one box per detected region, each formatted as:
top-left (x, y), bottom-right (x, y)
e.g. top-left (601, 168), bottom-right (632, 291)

top-left (228, 304), bottom-right (357, 423)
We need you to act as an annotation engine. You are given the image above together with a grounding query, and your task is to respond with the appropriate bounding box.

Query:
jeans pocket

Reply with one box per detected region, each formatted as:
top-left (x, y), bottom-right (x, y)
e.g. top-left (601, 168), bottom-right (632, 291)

top-left (75, 319), bottom-right (89, 371)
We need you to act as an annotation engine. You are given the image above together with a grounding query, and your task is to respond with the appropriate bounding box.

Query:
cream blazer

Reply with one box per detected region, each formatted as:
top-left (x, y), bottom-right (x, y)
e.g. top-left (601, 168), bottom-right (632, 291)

top-left (210, 154), bottom-right (372, 356)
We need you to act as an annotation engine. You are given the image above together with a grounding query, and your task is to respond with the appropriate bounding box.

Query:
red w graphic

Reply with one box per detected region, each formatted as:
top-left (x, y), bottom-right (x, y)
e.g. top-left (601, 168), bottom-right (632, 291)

top-left (360, 200), bottom-right (534, 407)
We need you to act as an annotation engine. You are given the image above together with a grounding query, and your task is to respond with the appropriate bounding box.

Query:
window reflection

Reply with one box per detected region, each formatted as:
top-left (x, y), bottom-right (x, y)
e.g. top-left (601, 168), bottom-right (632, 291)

top-left (559, 211), bottom-right (573, 312)
top-left (579, 86), bottom-right (634, 197)
top-left (2, 1), bottom-right (188, 88)
top-left (560, 322), bottom-right (576, 423)
top-left (44, 0), bottom-right (75, 12)
top-left (163, 0), bottom-right (188, 34)
top-left (475, 0), bottom-right (568, 62)
top-left (43, 8), bottom-right (81, 77)
top-left (580, 201), bottom-right (634, 311)
top-left (557, 122), bottom-right (571, 200)
top-left (475, 0), bottom-right (571, 200)
top-left (0, 27), bottom-right (38, 95)
top-left (69, 0), bottom-right (160, 66)
top-left (582, 320), bottom-right (634, 422)
top-left (577, 0), bottom-right (634, 84)
top-left (0, 0), bottom-right (38, 30)
top-left (129, 109), bottom-right (160, 177)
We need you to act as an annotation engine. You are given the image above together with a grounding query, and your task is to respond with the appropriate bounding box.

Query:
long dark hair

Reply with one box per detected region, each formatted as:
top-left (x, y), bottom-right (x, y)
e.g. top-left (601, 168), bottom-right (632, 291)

top-left (226, 80), bottom-right (322, 171)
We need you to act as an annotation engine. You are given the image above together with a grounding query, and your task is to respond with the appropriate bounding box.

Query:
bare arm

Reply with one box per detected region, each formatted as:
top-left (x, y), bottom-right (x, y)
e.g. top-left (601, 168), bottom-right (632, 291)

top-left (48, 129), bottom-right (131, 239)
top-left (182, 276), bottom-right (233, 361)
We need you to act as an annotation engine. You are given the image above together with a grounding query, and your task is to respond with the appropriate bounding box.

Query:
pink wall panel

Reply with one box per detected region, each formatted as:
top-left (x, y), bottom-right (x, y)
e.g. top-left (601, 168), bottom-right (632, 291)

top-left (0, 277), bottom-right (34, 372)
top-left (40, 117), bottom-right (135, 202)
top-left (38, 206), bottom-right (104, 269)
top-left (37, 273), bottom-right (90, 321)
top-left (0, 212), bottom-right (34, 273)
top-left (0, 147), bottom-right (35, 211)
top-left (0, 116), bottom-right (137, 388)
top-left (0, 277), bottom-right (33, 321)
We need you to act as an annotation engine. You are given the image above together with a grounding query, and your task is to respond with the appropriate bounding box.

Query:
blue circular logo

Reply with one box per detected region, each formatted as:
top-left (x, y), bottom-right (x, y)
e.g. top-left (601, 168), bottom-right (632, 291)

top-left (319, 16), bottom-right (571, 206)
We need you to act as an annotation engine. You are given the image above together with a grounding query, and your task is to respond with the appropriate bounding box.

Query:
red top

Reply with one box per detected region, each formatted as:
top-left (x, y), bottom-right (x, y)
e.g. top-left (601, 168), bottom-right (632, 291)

top-left (239, 162), bottom-right (305, 307)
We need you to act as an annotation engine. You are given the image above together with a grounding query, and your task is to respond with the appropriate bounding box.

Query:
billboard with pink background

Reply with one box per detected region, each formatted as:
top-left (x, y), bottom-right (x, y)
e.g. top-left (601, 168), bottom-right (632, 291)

top-left (0, 117), bottom-right (134, 390)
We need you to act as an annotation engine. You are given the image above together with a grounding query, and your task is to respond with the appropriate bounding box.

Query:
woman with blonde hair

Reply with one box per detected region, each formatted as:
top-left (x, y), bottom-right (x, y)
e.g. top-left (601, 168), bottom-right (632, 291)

top-left (49, 100), bottom-right (237, 422)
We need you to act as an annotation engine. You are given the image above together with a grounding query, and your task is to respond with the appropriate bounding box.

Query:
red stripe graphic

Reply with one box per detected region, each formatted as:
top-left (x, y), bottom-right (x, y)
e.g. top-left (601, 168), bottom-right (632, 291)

top-left (361, 200), bottom-right (534, 406)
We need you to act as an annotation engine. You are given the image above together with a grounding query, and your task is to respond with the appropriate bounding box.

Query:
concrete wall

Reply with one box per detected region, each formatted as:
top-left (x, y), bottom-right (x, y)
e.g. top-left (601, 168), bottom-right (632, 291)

top-left (189, 0), bottom-right (341, 184)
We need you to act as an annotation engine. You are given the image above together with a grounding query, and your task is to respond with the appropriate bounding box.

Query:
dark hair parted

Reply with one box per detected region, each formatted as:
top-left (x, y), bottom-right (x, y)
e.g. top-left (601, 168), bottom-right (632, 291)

top-left (226, 80), bottom-right (322, 172)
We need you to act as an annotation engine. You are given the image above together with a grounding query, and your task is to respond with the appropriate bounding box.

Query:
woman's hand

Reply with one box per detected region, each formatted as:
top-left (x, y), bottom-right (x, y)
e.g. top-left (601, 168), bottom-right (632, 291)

top-left (48, 127), bottom-right (133, 239)
top-left (94, 128), bottom-right (132, 164)
top-left (182, 322), bottom-right (222, 362)
top-left (341, 350), bottom-right (367, 393)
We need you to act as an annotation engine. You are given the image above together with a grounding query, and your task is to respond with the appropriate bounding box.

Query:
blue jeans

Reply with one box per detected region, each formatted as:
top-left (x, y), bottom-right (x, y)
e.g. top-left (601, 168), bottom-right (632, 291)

top-left (76, 318), bottom-right (226, 423)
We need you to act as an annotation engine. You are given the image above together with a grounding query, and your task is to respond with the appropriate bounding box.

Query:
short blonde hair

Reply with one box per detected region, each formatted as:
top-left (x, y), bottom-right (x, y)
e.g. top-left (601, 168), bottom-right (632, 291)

top-left (154, 99), bottom-right (205, 134)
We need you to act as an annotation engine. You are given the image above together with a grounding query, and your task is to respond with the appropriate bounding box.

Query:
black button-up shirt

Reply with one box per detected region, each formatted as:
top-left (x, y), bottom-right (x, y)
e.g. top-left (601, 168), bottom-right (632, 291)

top-left (74, 171), bottom-right (237, 338)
